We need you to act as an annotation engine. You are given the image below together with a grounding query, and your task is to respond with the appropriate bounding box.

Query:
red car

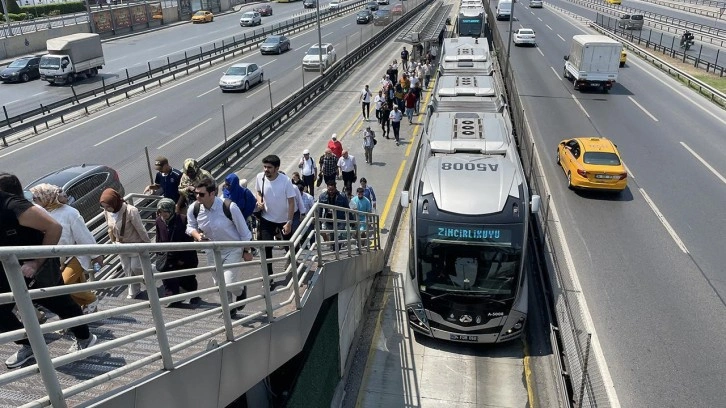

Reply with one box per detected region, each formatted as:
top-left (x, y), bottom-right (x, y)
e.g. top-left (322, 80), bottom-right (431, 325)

top-left (391, 4), bottom-right (404, 15)
top-left (255, 4), bottom-right (273, 16)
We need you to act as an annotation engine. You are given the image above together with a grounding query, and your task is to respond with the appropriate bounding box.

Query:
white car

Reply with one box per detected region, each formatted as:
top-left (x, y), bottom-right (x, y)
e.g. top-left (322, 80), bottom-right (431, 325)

top-left (219, 62), bottom-right (264, 92)
top-left (239, 11), bottom-right (262, 26)
top-left (513, 28), bottom-right (536, 46)
top-left (302, 43), bottom-right (337, 70)
top-left (376, 0), bottom-right (389, 4)
top-left (329, 0), bottom-right (341, 10)
top-left (529, 0), bottom-right (543, 7)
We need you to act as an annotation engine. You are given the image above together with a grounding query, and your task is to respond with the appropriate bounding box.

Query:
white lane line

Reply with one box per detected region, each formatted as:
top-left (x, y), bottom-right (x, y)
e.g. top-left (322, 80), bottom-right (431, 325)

top-left (627, 96), bottom-right (658, 122)
top-left (197, 87), bottom-right (218, 98)
top-left (260, 59), bottom-right (277, 67)
top-left (680, 142), bottom-right (726, 185)
top-left (342, 23), bottom-right (351, 28)
top-left (571, 94), bottom-right (589, 117)
top-left (31, 91), bottom-right (48, 97)
top-left (557, 34), bottom-right (566, 42)
top-left (94, 116), bottom-right (157, 147)
top-left (525, 113), bottom-right (622, 408)
top-left (639, 188), bottom-right (689, 253)
top-left (550, 66), bottom-right (561, 80)
top-left (4, 99), bottom-right (21, 105)
top-left (298, 42), bottom-right (311, 50)
top-left (158, 118), bottom-right (213, 149)
top-left (294, 66), bottom-right (301, 70)
top-left (538, 17), bottom-right (543, 21)
top-left (626, 58), bottom-right (726, 126)
top-left (546, 24), bottom-right (552, 30)
top-left (537, 47), bottom-right (545, 57)
top-left (247, 80), bottom-right (276, 98)
top-left (322, 32), bottom-right (333, 38)
top-left (623, 163), bottom-right (635, 179)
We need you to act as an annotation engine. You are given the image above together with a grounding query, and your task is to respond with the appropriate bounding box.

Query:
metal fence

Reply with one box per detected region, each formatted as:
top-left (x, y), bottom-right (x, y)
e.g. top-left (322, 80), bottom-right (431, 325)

top-left (0, 196), bottom-right (381, 407)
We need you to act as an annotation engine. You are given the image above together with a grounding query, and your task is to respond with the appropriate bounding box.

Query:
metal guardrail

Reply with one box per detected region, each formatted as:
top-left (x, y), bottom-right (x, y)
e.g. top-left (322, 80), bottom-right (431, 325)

top-left (636, 0), bottom-right (725, 18)
top-left (0, 0), bottom-right (371, 146)
top-left (0, 201), bottom-right (381, 408)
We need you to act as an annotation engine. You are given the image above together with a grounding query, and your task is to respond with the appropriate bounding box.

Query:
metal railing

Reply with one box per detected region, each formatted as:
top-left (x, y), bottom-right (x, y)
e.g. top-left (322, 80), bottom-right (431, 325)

top-left (634, 0), bottom-right (725, 18)
top-left (0, 199), bottom-right (381, 408)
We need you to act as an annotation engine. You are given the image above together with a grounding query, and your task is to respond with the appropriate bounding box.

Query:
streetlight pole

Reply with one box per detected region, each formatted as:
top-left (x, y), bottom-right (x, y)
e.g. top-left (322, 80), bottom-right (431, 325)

top-left (1, 0), bottom-right (12, 37)
top-left (503, 1), bottom-right (515, 83)
top-left (315, 0), bottom-right (324, 75)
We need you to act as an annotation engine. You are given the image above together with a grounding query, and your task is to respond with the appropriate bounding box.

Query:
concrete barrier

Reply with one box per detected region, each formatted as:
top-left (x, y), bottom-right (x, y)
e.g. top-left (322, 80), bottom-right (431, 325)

top-left (0, 24), bottom-right (89, 59)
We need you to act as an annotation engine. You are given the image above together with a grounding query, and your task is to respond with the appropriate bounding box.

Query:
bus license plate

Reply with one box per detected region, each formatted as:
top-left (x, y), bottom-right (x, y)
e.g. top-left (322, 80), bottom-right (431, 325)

top-left (450, 334), bottom-right (478, 342)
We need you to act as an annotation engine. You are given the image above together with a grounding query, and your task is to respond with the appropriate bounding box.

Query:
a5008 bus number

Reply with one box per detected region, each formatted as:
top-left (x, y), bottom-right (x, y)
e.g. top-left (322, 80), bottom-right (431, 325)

top-left (441, 162), bottom-right (499, 171)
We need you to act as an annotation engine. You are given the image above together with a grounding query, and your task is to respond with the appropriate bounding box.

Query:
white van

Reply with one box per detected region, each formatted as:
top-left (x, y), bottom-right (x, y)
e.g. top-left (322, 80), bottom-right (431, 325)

top-left (496, 0), bottom-right (512, 20)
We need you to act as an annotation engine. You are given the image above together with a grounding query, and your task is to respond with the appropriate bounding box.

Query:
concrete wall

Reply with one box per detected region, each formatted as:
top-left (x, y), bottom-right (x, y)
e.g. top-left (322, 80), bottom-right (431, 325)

top-left (338, 276), bottom-right (376, 374)
top-left (0, 24), bottom-right (90, 60)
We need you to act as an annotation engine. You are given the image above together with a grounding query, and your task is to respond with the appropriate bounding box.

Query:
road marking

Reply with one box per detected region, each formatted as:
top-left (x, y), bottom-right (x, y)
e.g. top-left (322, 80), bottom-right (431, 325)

top-left (557, 34), bottom-right (566, 42)
top-left (342, 23), bottom-right (351, 28)
top-left (627, 96), bottom-right (658, 122)
top-left (247, 80), bottom-right (276, 98)
top-left (31, 91), bottom-right (48, 97)
top-left (551, 66), bottom-right (562, 80)
top-left (546, 24), bottom-right (552, 30)
top-left (94, 116), bottom-right (157, 147)
top-left (379, 159), bottom-right (406, 229)
top-left (639, 188), bottom-right (689, 253)
top-left (4, 99), bottom-right (21, 105)
top-left (197, 87), bottom-right (218, 98)
top-left (538, 17), bottom-right (542, 21)
top-left (623, 162), bottom-right (635, 179)
top-left (537, 47), bottom-right (545, 57)
top-left (322, 32), bottom-right (333, 38)
top-left (158, 118), bottom-right (213, 149)
top-left (626, 58), bottom-right (726, 126)
top-left (680, 142), bottom-right (726, 185)
top-left (571, 94), bottom-right (590, 118)
top-left (260, 59), bottom-right (277, 67)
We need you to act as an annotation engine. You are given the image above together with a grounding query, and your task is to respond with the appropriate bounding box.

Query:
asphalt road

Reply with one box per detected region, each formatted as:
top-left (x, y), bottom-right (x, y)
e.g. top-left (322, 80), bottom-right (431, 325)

top-left (0, 1), bottom-right (341, 117)
top-left (495, 0), bottom-right (726, 407)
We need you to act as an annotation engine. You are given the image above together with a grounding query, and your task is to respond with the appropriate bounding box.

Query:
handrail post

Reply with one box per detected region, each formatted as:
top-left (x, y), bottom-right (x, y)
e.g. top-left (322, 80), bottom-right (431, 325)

top-left (212, 248), bottom-right (235, 341)
top-left (138, 251), bottom-right (174, 370)
top-left (332, 207), bottom-right (340, 260)
top-left (314, 210), bottom-right (324, 263)
top-left (1, 254), bottom-right (68, 408)
top-left (288, 238), bottom-right (301, 309)
top-left (259, 248), bottom-right (276, 322)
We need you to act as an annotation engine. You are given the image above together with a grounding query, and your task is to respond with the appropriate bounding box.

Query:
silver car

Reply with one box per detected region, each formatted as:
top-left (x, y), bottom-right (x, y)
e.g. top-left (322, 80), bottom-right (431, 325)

top-left (260, 35), bottom-right (291, 55)
top-left (219, 62), bottom-right (264, 92)
top-left (239, 11), bottom-right (262, 26)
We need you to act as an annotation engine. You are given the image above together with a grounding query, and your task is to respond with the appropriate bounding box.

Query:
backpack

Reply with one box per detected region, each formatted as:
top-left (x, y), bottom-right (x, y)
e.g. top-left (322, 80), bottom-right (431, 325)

top-left (193, 198), bottom-right (233, 222)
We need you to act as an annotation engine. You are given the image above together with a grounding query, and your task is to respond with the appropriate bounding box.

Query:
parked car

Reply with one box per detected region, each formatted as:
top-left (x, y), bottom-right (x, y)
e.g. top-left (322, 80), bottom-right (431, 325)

top-left (191, 10), bottom-right (213, 23)
top-left (260, 35), bottom-right (291, 55)
top-left (391, 4), bottom-right (404, 15)
top-left (255, 4), bottom-right (273, 16)
top-left (240, 11), bottom-right (262, 26)
top-left (303, 0), bottom-right (317, 8)
top-left (357, 9), bottom-right (373, 23)
top-left (219, 62), bottom-right (264, 92)
top-left (302, 43), bottom-right (337, 71)
top-left (513, 28), bottom-right (536, 46)
top-left (373, 9), bottom-right (392, 25)
top-left (24, 164), bottom-right (126, 222)
top-left (1, 56), bottom-right (41, 83)
top-left (365, 2), bottom-right (379, 11)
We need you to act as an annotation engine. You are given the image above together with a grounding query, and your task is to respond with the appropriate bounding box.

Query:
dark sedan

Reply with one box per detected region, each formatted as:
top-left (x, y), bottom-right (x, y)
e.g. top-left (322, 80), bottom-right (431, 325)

top-left (356, 9), bottom-right (373, 23)
top-left (1, 56), bottom-right (41, 83)
top-left (373, 9), bottom-right (392, 25)
top-left (254, 4), bottom-right (273, 16)
top-left (365, 1), bottom-right (379, 11)
top-left (25, 164), bottom-right (126, 222)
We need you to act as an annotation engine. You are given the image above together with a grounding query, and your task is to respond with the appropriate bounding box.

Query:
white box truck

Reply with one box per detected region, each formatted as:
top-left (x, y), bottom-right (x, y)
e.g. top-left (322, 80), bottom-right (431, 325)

top-left (39, 33), bottom-right (105, 85)
top-left (496, 0), bottom-right (512, 20)
top-left (563, 35), bottom-right (622, 93)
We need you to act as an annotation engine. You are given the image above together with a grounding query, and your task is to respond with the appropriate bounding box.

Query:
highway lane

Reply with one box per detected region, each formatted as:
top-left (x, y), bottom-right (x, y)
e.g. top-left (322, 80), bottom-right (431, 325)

top-left (498, 1), bottom-right (726, 407)
top-left (2, 1), bottom-right (419, 194)
top-left (0, 1), bottom-right (331, 117)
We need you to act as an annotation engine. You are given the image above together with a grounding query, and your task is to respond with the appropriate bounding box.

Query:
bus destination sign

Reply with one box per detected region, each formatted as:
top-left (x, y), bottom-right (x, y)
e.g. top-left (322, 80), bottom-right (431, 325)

top-left (431, 226), bottom-right (511, 244)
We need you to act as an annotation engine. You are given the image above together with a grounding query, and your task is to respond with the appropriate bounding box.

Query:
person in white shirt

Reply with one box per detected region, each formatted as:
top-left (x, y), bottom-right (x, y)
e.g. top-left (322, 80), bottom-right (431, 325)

top-left (298, 149), bottom-right (318, 195)
top-left (359, 84), bottom-right (372, 121)
top-left (337, 150), bottom-right (358, 193)
top-left (186, 177), bottom-right (253, 319)
top-left (373, 90), bottom-right (386, 125)
top-left (255, 155), bottom-right (298, 283)
top-left (363, 126), bottom-right (376, 164)
top-left (29, 183), bottom-right (101, 314)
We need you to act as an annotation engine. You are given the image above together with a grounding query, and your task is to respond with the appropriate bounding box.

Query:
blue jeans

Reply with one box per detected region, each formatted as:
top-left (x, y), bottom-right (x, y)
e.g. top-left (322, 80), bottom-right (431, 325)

top-left (405, 108), bottom-right (414, 122)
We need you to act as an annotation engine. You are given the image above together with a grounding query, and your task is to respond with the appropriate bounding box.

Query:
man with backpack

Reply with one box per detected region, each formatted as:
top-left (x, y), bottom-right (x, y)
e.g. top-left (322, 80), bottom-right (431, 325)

top-left (186, 176), bottom-right (253, 319)
top-left (298, 149), bottom-right (318, 195)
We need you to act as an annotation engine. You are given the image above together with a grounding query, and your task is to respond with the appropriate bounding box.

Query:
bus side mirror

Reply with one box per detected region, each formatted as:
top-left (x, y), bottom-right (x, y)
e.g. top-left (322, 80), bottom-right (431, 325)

top-left (530, 195), bottom-right (541, 213)
top-left (400, 191), bottom-right (410, 208)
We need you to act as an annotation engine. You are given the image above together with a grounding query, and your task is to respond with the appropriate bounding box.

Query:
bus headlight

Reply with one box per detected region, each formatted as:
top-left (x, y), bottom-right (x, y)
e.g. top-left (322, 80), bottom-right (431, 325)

top-left (407, 304), bottom-right (430, 332)
top-left (504, 316), bottom-right (525, 335)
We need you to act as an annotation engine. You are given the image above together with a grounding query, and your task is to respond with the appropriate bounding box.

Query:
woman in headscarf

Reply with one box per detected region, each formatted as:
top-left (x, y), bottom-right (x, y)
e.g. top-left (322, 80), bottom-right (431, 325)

top-left (29, 183), bottom-right (102, 314)
top-left (177, 159), bottom-right (212, 210)
top-left (100, 188), bottom-right (150, 299)
top-left (222, 173), bottom-right (256, 221)
top-left (155, 198), bottom-right (200, 307)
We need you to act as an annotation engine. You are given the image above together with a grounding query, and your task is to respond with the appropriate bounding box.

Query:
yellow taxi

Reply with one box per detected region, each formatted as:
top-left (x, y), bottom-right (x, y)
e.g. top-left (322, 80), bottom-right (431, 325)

top-left (191, 10), bottom-right (214, 23)
top-left (605, 0), bottom-right (621, 4)
top-left (556, 137), bottom-right (627, 192)
top-left (620, 50), bottom-right (627, 67)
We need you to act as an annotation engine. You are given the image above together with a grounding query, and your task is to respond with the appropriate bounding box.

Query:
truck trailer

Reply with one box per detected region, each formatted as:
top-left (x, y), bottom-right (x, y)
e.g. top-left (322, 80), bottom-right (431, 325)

top-left (563, 35), bottom-right (622, 93)
top-left (39, 33), bottom-right (105, 85)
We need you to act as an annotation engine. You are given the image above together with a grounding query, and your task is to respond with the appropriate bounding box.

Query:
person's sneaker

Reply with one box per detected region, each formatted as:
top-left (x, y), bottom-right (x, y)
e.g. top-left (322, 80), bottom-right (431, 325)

top-left (82, 299), bottom-right (99, 315)
top-left (5, 345), bottom-right (34, 369)
top-left (67, 334), bottom-right (97, 354)
top-left (189, 297), bottom-right (202, 305)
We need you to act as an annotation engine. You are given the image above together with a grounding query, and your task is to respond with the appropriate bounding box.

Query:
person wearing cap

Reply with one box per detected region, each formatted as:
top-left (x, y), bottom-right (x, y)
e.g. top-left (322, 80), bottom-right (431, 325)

top-left (144, 156), bottom-right (183, 203)
top-left (327, 134), bottom-right (343, 158)
top-left (363, 126), bottom-right (376, 164)
top-left (389, 105), bottom-right (403, 146)
top-left (298, 148), bottom-right (318, 195)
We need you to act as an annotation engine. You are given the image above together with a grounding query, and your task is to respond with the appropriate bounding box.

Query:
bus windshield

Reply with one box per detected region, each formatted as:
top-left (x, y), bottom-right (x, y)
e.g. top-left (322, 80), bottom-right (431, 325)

top-left (458, 17), bottom-right (483, 37)
top-left (416, 223), bottom-right (522, 296)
